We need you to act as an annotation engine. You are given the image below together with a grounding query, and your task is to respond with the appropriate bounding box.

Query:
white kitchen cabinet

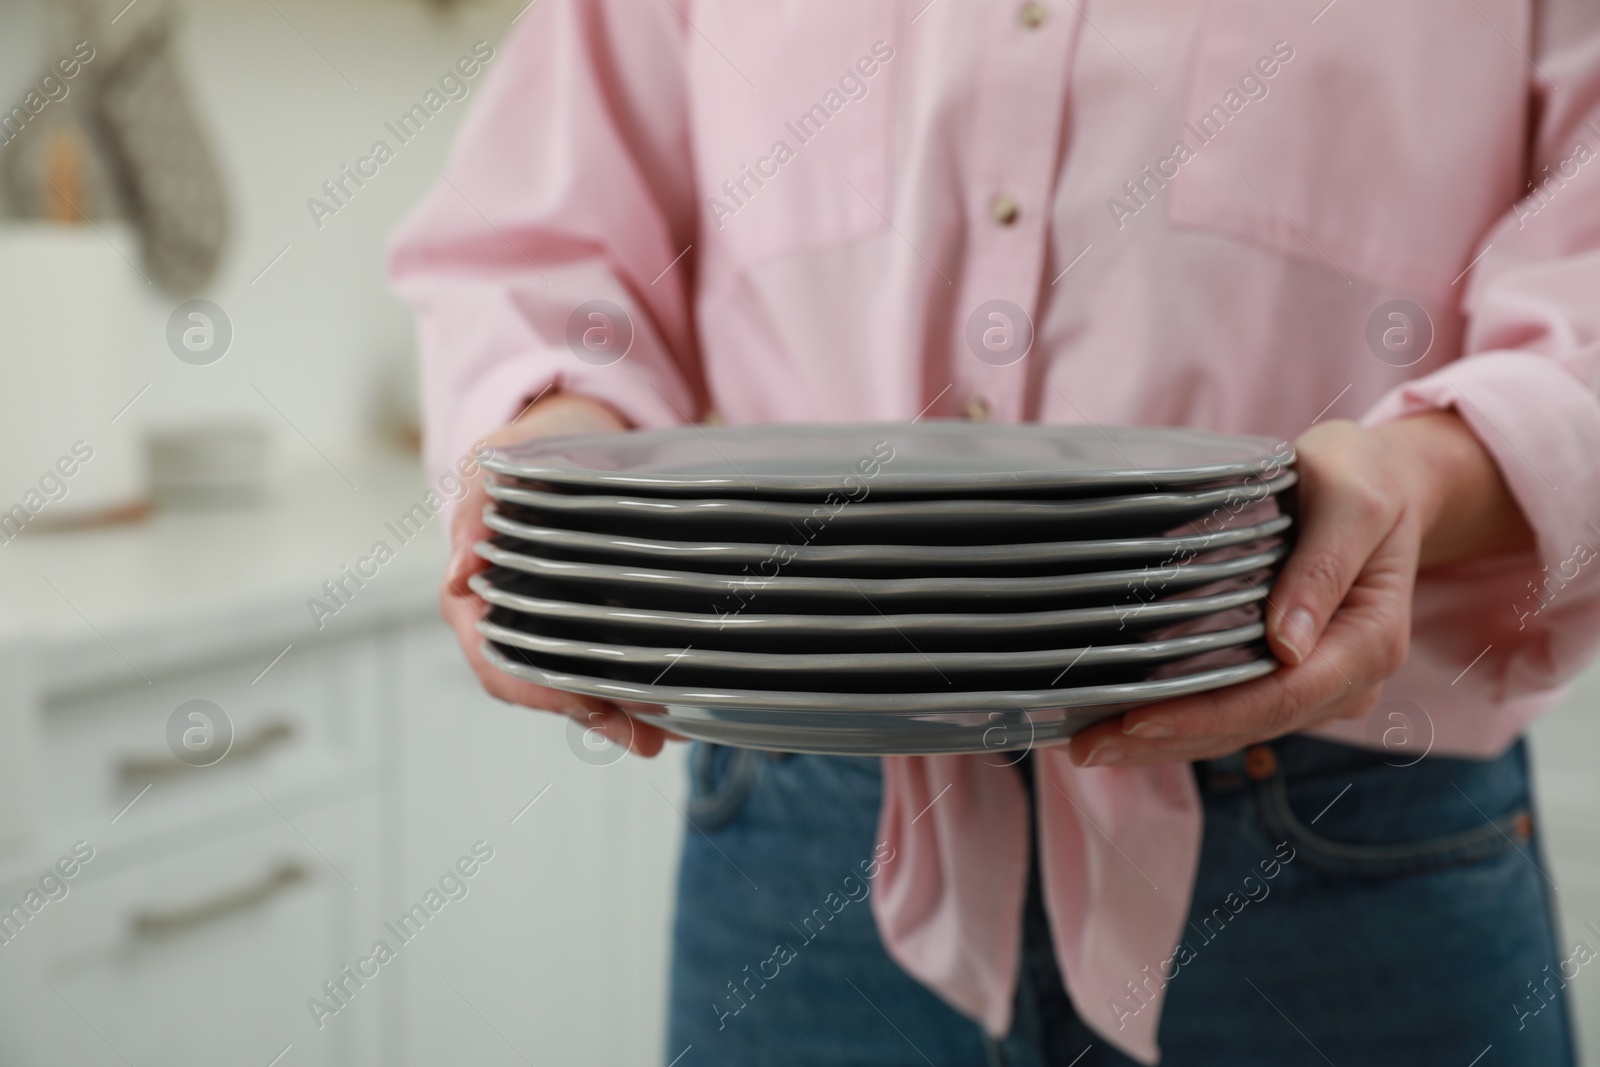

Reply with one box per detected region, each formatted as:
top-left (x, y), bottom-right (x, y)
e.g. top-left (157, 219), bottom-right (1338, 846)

top-left (0, 457), bottom-right (687, 1065)
top-left (0, 605), bottom-right (452, 1067)
top-left (0, 793), bottom-right (382, 1066)
top-left (0, 456), bottom-right (444, 1067)
top-left (0, 621), bottom-right (396, 1067)
top-left (0, 606), bottom-right (685, 1067)
top-left (37, 634), bottom-right (381, 856)
top-left (387, 618), bottom-right (688, 1067)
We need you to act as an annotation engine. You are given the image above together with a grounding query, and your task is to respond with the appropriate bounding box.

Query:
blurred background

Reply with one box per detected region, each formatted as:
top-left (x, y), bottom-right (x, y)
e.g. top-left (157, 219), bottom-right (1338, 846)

top-left (0, 2), bottom-right (684, 1064)
top-left (0, 1), bottom-right (1594, 1064)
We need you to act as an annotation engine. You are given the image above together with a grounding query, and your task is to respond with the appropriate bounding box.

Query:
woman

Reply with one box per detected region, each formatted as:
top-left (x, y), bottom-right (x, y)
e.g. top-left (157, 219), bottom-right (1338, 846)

top-left (390, 2), bottom-right (1600, 1062)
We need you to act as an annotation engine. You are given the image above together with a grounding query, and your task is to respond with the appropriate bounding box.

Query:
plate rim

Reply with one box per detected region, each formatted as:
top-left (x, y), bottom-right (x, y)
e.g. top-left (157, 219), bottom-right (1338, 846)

top-left (482, 421), bottom-right (1295, 495)
top-left (484, 468), bottom-right (1299, 522)
top-left (475, 539), bottom-right (1288, 600)
top-left (481, 508), bottom-right (1294, 568)
top-left (479, 641), bottom-right (1279, 712)
top-left (475, 615), bottom-right (1266, 672)
top-left (468, 571), bottom-right (1272, 635)
top-left (643, 710), bottom-right (1081, 756)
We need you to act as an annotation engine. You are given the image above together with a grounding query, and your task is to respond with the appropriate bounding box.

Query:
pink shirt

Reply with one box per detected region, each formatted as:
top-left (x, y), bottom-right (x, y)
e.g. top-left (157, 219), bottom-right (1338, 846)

top-left (390, 2), bottom-right (1600, 1061)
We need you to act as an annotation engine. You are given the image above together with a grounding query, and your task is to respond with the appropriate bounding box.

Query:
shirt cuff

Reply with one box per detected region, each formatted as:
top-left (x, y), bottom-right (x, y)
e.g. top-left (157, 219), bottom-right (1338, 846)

top-left (1361, 350), bottom-right (1600, 696)
top-left (436, 350), bottom-right (699, 484)
top-left (1361, 350), bottom-right (1600, 573)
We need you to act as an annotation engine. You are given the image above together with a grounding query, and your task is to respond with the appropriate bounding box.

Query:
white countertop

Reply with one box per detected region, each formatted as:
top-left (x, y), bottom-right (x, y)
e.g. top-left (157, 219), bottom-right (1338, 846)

top-left (0, 452), bottom-right (448, 699)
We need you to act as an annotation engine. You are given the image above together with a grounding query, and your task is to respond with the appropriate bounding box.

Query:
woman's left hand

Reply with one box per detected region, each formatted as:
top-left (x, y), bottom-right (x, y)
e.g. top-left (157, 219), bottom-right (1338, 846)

top-left (1067, 412), bottom-right (1535, 768)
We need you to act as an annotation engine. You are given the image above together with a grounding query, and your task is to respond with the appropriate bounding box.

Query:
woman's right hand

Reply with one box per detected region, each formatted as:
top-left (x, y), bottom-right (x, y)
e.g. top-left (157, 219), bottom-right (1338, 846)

top-left (441, 393), bottom-right (674, 757)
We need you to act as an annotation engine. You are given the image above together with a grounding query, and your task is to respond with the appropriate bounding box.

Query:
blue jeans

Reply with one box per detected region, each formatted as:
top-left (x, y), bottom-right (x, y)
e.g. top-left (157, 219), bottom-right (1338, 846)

top-left (666, 737), bottom-right (1577, 1066)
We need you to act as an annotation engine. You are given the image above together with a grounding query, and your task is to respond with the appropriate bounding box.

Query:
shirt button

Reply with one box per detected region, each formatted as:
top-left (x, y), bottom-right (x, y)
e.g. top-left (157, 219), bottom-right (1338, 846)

top-left (990, 194), bottom-right (1020, 226)
top-left (963, 395), bottom-right (991, 421)
top-left (1019, 1), bottom-right (1048, 29)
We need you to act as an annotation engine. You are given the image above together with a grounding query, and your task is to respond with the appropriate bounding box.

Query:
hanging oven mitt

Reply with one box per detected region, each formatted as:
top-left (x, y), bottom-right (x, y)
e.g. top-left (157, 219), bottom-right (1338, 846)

top-left (91, 7), bottom-right (229, 295)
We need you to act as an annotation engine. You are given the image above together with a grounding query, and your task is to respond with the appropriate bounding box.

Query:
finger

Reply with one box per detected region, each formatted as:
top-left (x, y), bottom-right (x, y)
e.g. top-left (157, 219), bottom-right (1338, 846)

top-left (446, 394), bottom-right (627, 590)
top-left (554, 698), bottom-right (668, 757)
top-left (441, 589), bottom-right (570, 708)
top-left (1268, 425), bottom-right (1402, 666)
top-left (569, 702), bottom-right (678, 757)
top-left (445, 607), bottom-right (671, 756)
top-left (621, 715), bottom-right (671, 756)
top-left (465, 646), bottom-right (666, 755)
top-left (444, 492), bottom-right (493, 596)
top-left (614, 704), bottom-right (687, 745)
top-left (1070, 671), bottom-right (1294, 767)
top-left (1136, 627), bottom-right (1369, 743)
top-left (1095, 683), bottom-right (1386, 766)
top-left (440, 574), bottom-right (494, 661)
top-left (1313, 682), bottom-right (1384, 727)
top-left (1072, 590), bottom-right (1399, 768)
top-left (440, 513), bottom-right (672, 753)
top-left (429, 397), bottom-right (653, 749)
top-left (1076, 535), bottom-right (1414, 769)
top-left (1114, 683), bottom-right (1383, 766)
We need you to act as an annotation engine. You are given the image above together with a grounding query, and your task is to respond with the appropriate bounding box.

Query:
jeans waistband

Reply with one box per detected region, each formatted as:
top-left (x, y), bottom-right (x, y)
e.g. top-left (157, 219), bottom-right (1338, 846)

top-left (1192, 732), bottom-right (1527, 795)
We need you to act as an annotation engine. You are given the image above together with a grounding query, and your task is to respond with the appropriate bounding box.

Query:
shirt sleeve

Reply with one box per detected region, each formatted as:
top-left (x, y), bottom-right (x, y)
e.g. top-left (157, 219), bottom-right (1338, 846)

top-left (1361, 0), bottom-right (1600, 699)
top-left (387, 0), bottom-right (706, 480)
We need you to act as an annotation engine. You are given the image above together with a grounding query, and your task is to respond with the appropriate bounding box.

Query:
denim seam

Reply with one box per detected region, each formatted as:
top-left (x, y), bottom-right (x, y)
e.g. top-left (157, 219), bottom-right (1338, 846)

top-left (1255, 774), bottom-right (1528, 878)
top-left (686, 745), bottom-right (764, 830)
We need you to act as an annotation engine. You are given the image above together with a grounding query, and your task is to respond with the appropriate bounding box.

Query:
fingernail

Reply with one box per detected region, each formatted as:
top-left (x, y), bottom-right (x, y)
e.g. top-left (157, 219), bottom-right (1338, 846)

top-left (1125, 720), bottom-right (1173, 739)
top-left (1082, 744), bottom-right (1123, 767)
top-left (1278, 607), bottom-right (1318, 664)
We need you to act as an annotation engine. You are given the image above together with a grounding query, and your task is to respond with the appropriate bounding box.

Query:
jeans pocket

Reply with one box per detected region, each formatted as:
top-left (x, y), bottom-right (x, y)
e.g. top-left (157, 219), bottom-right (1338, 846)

top-left (687, 743), bottom-right (764, 831)
top-left (1254, 747), bottom-right (1534, 879)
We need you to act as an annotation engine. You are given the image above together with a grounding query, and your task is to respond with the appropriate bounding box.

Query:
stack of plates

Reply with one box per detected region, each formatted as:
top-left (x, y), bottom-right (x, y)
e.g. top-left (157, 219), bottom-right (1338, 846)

top-left (475, 423), bottom-right (1296, 756)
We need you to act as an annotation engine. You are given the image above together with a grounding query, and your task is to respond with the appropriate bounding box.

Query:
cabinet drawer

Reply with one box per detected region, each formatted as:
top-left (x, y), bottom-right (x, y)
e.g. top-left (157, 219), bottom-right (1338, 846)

top-left (40, 635), bottom-right (380, 843)
top-left (0, 795), bottom-right (381, 1066)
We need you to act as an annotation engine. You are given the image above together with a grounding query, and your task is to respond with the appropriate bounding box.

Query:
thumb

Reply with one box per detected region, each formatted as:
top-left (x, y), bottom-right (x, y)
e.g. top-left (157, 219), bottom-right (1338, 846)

top-left (1269, 485), bottom-right (1396, 666)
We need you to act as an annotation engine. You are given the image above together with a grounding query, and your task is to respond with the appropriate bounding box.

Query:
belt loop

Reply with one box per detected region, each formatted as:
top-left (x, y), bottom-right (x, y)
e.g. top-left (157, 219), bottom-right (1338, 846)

top-left (1193, 748), bottom-right (1251, 794)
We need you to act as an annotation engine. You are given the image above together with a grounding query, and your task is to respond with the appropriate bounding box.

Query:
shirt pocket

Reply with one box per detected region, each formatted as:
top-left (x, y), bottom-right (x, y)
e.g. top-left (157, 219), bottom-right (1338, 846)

top-left (687, 0), bottom-right (899, 267)
top-left (1165, 0), bottom-right (1529, 296)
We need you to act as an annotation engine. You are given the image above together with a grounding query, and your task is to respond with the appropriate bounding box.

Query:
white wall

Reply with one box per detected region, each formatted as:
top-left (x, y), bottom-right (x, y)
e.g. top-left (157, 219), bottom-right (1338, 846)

top-left (1529, 674), bottom-right (1600, 1063)
top-left (0, 0), bottom-right (525, 460)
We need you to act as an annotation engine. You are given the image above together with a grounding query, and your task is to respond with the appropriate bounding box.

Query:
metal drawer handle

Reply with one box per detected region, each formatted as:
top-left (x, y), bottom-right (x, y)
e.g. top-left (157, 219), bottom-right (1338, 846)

top-left (130, 861), bottom-right (308, 940)
top-left (118, 719), bottom-right (296, 785)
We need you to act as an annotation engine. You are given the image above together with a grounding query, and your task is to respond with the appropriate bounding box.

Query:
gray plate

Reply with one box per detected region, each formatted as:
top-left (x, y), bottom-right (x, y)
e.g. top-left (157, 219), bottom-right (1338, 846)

top-left (479, 641), bottom-right (1278, 714)
top-left (469, 572), bottom-right (1272, 648)
top-left (484, 470), bottom-right (1298, 539)
top-left (475, 540), bottom-right (1288, 606)
top-left (481, 508), bottom-right (1294, 574)
top-left (640, 706), bottom-right (1083, 756)
top-left (477, 616), bottom-right (1264, 675)
top-left (482, 421), bottom-right (1295, 498)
